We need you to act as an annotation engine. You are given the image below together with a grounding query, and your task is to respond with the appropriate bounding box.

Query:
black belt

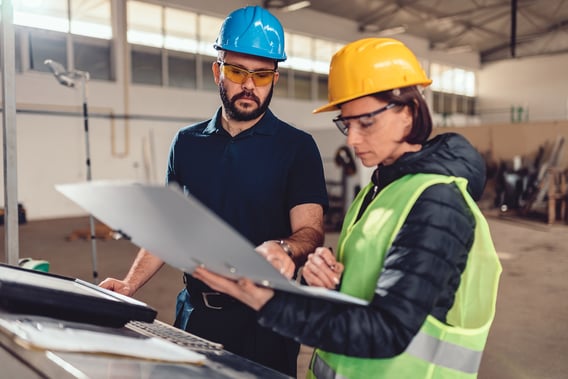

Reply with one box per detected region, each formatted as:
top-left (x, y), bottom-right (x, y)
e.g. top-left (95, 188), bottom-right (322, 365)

top-left (198, 291), bottom-right (239, 310)
top-left (184, 273), bottom-right (239, 310)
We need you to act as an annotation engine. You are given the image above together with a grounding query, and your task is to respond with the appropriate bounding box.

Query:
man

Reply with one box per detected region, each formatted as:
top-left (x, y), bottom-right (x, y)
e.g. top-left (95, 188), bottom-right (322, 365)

top-left (99, 6), bottom-right (328, 376)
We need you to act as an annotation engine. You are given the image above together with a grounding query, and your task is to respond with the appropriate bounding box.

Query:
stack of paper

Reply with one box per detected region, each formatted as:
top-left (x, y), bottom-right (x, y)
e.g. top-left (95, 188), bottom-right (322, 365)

top-left (0, 313), bottom-right (205, 364)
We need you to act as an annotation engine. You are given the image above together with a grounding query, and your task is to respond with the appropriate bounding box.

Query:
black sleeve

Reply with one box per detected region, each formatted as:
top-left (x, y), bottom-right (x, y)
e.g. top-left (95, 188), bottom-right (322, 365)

top-left (286, 134), bottom-right (329, 212)
top-left (257, 183), bottom-right (475, 358)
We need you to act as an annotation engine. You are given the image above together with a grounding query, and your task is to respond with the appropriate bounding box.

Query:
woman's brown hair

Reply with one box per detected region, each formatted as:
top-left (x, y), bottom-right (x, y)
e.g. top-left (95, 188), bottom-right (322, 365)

top-left (373, 86), bottom-right (432, 144)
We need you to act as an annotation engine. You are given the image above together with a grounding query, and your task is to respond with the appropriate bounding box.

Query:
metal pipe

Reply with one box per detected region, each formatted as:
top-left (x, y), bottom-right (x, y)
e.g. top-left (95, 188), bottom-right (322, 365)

top-left (1, 0), bottom-right (20, 266)
top-left (44, 60), bottom-right (98, 283)
top-left (81, 75), bottom-right (99, 283)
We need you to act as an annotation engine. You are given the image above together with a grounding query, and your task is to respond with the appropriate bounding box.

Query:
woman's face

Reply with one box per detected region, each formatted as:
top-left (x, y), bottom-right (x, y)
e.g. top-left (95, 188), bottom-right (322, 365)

top-left (341, 96), bottom-right (413, 167)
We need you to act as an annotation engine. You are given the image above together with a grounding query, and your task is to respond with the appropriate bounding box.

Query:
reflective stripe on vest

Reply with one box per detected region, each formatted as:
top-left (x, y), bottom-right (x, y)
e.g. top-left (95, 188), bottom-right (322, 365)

top-left (405, 330), bottom-right (482, 374)
top-left (312, 329), bottom-right (483, 379)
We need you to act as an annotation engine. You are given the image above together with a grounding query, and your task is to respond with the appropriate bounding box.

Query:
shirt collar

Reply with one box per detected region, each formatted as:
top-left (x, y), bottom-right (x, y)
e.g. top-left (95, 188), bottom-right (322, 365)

top-left (202, 107), bottom-right (278, 137)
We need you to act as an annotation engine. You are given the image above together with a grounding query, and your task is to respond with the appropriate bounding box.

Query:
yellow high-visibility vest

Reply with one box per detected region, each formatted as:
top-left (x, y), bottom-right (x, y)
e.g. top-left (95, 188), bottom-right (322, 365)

top-left (308, 174), bottom-right (502, 379)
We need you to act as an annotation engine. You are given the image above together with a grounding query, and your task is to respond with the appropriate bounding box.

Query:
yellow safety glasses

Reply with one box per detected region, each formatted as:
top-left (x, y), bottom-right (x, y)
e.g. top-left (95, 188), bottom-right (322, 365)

top-left (217, 61), bottom-right (277, 87)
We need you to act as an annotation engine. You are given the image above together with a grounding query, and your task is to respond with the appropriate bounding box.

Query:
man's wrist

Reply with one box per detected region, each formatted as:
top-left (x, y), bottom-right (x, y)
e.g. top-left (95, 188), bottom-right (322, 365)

top-left (277, 239), bottom-right (294, 259)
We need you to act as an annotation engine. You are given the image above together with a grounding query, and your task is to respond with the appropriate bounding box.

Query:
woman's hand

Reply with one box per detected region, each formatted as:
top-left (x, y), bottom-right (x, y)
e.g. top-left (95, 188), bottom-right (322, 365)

top-left (191, 267), bottom-right (275, 311)
top-left (302, 247), bottom-right (344, 289)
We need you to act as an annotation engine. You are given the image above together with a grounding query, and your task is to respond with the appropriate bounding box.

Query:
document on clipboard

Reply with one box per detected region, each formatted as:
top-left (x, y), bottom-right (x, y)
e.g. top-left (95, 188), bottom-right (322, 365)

top-left (55, 181), bottom-right (368, 306)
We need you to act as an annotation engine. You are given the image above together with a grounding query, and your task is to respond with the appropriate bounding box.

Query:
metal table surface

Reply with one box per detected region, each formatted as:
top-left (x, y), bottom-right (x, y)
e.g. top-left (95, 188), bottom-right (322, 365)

top-left (0, 312), bottom-right (291, 379)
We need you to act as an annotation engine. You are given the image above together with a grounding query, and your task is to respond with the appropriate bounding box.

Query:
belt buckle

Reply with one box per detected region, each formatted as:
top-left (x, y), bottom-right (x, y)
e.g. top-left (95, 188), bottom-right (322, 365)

top-left (202, 292), bottom-right (223, 310)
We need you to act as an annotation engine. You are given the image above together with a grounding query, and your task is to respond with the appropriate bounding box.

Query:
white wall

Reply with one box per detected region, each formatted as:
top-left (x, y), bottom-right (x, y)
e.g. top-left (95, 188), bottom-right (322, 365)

top-left (478, 53), bottom-right (568, 123)
top-left (0, 66), bottom-right (337, 220)
top-left (1, 0), bottom-right (565, 220)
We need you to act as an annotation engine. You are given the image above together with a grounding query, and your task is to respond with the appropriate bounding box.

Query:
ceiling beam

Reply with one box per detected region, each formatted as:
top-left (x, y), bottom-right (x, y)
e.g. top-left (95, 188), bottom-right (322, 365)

top-left (482, 18), bottom-right (568, 60)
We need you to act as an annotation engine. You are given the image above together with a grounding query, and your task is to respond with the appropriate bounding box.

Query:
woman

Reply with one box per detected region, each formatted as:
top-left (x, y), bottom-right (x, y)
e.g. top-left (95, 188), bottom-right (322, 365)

top-left (193, 38), bottom-right (501, 379)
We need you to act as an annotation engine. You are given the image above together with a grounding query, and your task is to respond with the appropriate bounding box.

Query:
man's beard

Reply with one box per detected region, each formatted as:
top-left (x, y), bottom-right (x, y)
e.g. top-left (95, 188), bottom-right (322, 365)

top-left (220, 81), bottom-right (273, 122)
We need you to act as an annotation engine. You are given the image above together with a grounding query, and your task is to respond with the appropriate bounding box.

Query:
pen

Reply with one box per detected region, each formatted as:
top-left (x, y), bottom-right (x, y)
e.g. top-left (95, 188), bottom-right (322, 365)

top-left (327, 247), bottom-right (336, 271)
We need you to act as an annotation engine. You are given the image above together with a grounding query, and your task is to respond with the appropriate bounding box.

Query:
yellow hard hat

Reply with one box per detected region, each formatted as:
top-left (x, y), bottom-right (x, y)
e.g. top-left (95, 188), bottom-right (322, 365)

top-left (314, 38), bottom-right (432, 113)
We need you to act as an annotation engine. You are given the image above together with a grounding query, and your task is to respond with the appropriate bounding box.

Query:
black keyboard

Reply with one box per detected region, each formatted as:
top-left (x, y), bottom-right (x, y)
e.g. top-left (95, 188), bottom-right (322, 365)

top-left (127, 320), bottom-right (223, 353)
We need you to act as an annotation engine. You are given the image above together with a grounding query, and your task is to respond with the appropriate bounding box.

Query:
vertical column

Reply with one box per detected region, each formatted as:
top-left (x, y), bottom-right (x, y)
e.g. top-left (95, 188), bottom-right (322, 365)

top-left (1, 0), bottom-right (20, 264)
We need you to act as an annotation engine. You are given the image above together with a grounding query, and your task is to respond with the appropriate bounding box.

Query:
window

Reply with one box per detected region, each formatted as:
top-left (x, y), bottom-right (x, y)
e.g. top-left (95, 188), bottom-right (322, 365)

top-left (317, 75), bottom-right (328, 101)
top-left (198, 15), bottom-right (223, 57)
top-left (74, 37), bottom-right (112, 80)
top-left (127, 2), bottom-right (163, 48)
top-left (14, 0), bottom-right (69, 33)
top-left (124, 1), bottom-right (336, 99)
top-left (433, 91), bottom-right (476, 116)
top-left (430, 63), bottom-right (476, 96)
top-left (313, 39), bottom-right (341, 74)
top-left (282, 33), bottom-right (313, 72)
top-left (127, 1), bottom-right (222, 87)
top-left (274, 68), bottom-right (289, 98)
top-left (131, 49), bottom-right (162, 85)
top-left (168, 54), bottom-right (197, 89)
top-left (13, 0), bottom-right (112, 80)
top-left (278, 34), bottom-right (339, 99)
top-left (293, 71), bottom-right (312, 100)
top-left (70, 0), bottom-right (112, 39)
top-left (200, 59), bottom-right (217, 91)
top-left (165, 8), bottom-right (198, 53)
top-left (14, 30), bottom-right (23, 73)
top-left (430, 63), bottom-right (477, 117)
top-left (29, 31), bottom-right (67, 73)
top-left (466, 97), bottom-right (476, 116)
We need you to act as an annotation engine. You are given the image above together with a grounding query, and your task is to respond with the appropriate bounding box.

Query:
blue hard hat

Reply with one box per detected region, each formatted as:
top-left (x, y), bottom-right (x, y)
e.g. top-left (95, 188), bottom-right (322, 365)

top-left (214, 6), bottom-right (287, 62)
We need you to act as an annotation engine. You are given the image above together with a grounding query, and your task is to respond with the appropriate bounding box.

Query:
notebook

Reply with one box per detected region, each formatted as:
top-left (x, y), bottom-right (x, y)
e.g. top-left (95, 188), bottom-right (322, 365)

top-left (56, 181), bottom-right (368, 306)
top-left (0, 263), bottom-right (157, 327)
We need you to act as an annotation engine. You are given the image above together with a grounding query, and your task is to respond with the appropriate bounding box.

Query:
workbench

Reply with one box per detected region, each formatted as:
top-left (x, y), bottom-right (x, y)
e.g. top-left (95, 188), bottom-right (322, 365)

top-left (0, 312), bottom-right (291, 379)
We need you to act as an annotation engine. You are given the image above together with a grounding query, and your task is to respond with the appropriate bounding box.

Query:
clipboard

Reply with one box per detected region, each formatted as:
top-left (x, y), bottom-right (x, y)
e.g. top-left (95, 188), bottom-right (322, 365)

top-left (56, 181), bottom-right (368, 306)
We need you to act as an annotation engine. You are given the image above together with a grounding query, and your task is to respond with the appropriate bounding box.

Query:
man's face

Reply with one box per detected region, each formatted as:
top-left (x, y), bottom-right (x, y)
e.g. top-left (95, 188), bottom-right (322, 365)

top-left (214, 51), bottom-right (279, 122)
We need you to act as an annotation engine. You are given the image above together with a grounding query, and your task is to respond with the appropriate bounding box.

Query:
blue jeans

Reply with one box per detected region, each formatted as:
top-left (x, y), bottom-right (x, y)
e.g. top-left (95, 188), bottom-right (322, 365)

top-left (173, 288), bottom-right (193, 330)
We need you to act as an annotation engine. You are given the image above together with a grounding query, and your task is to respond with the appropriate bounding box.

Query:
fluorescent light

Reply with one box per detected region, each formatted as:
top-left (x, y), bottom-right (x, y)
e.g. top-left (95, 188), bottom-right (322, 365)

top-left (359, 24), bottom-right (407, 36)
top-left (445, 45), bottom-right (473, 54)
top-left (281, 1), bottom-right (311, 12)
top-left (378, 26), bottom-right (407, 36)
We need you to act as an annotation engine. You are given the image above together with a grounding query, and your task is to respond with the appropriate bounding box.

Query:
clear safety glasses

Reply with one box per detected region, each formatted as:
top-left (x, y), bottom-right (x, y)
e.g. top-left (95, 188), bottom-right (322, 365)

top-left (217, 61), bottom-right (277, 87)
top-left (333, 103), bottom-right (397, 136)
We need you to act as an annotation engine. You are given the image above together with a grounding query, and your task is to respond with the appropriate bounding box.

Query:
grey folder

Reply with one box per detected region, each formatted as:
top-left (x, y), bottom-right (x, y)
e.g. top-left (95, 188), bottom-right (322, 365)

top-left (56, 181), bottom-right (368, 305)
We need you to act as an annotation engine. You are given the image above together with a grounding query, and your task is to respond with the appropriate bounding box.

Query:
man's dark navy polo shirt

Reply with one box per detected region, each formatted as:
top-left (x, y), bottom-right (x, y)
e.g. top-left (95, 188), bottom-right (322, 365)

top-left (167, 108), bottom-right (328, 246)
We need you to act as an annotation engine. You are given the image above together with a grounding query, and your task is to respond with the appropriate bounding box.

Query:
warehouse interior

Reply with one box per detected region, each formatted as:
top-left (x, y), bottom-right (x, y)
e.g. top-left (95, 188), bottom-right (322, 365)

top-left (1, 0), bottom-right (568, 378)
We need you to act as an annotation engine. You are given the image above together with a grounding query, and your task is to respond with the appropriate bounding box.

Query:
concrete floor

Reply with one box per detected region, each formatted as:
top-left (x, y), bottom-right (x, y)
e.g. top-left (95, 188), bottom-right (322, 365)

top-left (1, 210), bottom-right (567, 378)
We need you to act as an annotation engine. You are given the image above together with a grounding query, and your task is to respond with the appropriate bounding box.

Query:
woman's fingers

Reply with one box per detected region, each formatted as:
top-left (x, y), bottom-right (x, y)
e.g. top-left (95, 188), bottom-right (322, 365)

top-left (303, 253), bottom-right (341, 289)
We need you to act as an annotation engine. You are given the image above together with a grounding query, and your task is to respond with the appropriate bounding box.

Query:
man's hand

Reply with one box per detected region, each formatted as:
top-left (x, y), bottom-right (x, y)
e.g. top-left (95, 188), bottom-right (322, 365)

top-left (302, 247), bottom-right (344, 289)
top-left (99, 277), bottom-right (135, 296)
top-left (256, 241), bottom-right (295, 279)
top-left (98, 248), bottom-right (164, 297)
